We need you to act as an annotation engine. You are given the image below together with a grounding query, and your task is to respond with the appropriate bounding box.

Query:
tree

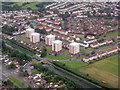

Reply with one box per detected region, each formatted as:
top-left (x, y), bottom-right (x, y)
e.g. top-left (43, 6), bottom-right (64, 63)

top-left (10, 15), bottom-right (14, 19)
top-left (35, 28), bottom-right (47, 34)
top-left (19, 71), bottom-right (28, 77)
top-left (7, 63), bottom-right (16, 70)
top-left (41, 50), bottom-right (47, 57)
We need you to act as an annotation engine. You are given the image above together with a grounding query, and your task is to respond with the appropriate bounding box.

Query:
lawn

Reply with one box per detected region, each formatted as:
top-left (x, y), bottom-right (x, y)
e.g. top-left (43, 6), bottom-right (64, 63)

top-left (69, 33), bottom-right (84, 37)
top-left (80, 50), bottom-right (88, 54)
top-left (16, 35), bottom-right (30, 43)
top-left (31, 70), bottom-right (40, 75)
top-left (78, 54), bottom-right (119, 88)
top-left (45, 54), bottom-right (70, 60)
top-left (46, 46), bottom-right (52, 53)
top-left (8, 76), bottom-right (28, 88)
top-left (102, 31), bottom-right (118, 38)
top-left (61, 61), bottom-right (88, 69)
top-left (74, 34), bottom-right (84, 37)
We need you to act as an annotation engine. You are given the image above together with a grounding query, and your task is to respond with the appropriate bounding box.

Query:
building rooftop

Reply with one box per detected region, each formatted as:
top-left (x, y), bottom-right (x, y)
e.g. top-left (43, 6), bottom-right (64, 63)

top-left (52, 40), bottom-right (62, 44)
top-left (46, 35), bottom-right (55, 38)
top-left (31, 32), bottom-right (40, 36)
top-left (69, 42), bottom-right (79, 46)
top-left (26, 27), bottom-right (34, 31)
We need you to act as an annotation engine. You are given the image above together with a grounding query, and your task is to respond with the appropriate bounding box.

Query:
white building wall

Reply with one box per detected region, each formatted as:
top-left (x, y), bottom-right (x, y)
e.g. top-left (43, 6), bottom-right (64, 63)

top-left (52, 40), bottom-right (62, 52)
top-left (69, 43), bottom-right (80, 54)
top-left (45, 35), bottom-right (55, 46)
top-left (30, 33), bottom-right (40, 43)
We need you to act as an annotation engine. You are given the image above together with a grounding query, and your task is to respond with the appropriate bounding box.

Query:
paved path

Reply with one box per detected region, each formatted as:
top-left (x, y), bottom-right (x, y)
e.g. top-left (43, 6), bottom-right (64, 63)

top-left (2, 64), bottom-right (38, 88)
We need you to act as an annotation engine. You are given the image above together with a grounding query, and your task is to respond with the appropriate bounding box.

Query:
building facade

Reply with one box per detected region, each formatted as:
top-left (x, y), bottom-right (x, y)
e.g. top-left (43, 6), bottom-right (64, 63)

top-left (30, 33), bottom-right (40, 43)
top-left (69, 42), bottom-right (80, 54)
top-left (45, 35), bottom-right (55, 46)
top-left (26, 27), bottom-right (35, 38)
top-left (52, 40), bottom-right (62, 52)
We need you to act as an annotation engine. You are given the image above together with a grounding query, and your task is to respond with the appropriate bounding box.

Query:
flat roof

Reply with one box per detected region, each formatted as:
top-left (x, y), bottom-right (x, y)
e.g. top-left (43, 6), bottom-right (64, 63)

top-left (31, 32), bottom-right (40, 36)
top-left (70, 42), bottom-right (79, 46)
top-left (52, 40), bottom-right (62, 44)
top-left (26, 27), bottom-right (34, 31)
top-left (46, 35), bottom-right (55, 38)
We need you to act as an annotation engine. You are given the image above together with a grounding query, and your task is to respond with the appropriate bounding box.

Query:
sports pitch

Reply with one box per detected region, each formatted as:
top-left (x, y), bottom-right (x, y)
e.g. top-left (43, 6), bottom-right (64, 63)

top-left (78, 54), bottom-right (119, 88)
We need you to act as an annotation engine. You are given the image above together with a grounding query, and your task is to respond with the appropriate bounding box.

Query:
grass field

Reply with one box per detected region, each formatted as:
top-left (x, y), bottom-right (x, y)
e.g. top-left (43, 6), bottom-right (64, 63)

top-left (45, 54), bottom-right (70, 60)
top-left (102, 31), bottom-right (118, 38)
top-left (16, 35), bottom-right (30, 43)
top-left (78, 54), bottom-right (119, 88)
top-left (8, 76), bottom-right (28, 88)
top-left (69, 33), bottom-right (84, 37)
top-left (61, 61), bottom-right (88, 69)
top-left (31, 70), bottom-right (40, 75)
top-left (80, 50), bottom-right (88, 54)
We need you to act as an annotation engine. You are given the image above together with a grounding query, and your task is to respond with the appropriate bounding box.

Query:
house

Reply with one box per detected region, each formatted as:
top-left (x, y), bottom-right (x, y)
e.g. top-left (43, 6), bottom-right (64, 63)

top-left (45, 27), bottom-right (53, 32)
top-left (75, 36), bottom-right (80, 41)
top-left (35, 25), bottom-right (47, 29)
top-left (89, 55), bottom-right (98, 60)
top-left (83, 57), bottom-right (90, 62)
top-left (50, 25), bottom-right (62, 29)
top-left (51, 32), bottom-right (68, 40)
top-left (106, 48), bottom-right (118, 55)
top-left (52, 17), bottom-right (63, 21)
top-left (86, 35), bottom-right (95, 39)
top-left (84, 39), bottom-right (97, 44)
top-left (90, 42), bottom-right (99, 48)
top-left (98, 41), bottom-right (106, 46)
top-left (37, 17), bottom-right (47, 21)
top-left (46, 10), bottom-right (54, 14)
top-left (54, 28), bottom-right (68, 35)
top-left (97, 52), bottom-right (106, 58)
top-left (105, 39), bottom-right (113, 44)
top-left (79, 42), bottom-right (89, 47)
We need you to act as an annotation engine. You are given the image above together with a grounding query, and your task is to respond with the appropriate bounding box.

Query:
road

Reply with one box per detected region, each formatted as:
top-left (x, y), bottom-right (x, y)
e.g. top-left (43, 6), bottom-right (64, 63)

top-left (2, 64), bottom-right (38, 88)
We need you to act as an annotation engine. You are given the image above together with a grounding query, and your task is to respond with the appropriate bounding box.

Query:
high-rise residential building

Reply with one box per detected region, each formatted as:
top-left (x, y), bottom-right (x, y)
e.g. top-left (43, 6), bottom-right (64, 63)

top-left (30, 33), bottom-right (40, 43)
top-left (26, 27), bottom-right (35, 38)
top-left (52, 40), bottom-right (62, 52)
top-left (45, 35), bottom-right (55, 46)
top-left (69, 42), bottom-right (80, 54)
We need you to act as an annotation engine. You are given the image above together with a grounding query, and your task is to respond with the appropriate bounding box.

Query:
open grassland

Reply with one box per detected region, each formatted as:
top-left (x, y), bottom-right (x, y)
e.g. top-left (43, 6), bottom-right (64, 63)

top-left (16, 35), bottom-right (30, 43)
top-left (61, 61), bottom-right (88, 69)
top-left (45, 54), bottom-right (70, 60)
top-left (78, 54), bottom-right (119, 88)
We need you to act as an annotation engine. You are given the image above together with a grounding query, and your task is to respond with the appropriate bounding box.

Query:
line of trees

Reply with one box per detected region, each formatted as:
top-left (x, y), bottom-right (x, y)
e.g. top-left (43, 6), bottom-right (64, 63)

top-left (2, 25), bottom-right (18, 35)
top-left (2, 40), bottom-right (32, 65)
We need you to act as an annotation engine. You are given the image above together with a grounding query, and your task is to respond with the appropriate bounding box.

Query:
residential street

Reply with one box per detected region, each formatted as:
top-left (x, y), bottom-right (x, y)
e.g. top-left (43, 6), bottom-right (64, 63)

top-left (2, 63), bottom-right (38, 88)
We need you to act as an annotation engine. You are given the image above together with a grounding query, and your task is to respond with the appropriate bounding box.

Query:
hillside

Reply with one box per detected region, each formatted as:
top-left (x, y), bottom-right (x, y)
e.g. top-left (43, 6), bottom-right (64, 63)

top-left (2, 2), bottom-right (51, 11)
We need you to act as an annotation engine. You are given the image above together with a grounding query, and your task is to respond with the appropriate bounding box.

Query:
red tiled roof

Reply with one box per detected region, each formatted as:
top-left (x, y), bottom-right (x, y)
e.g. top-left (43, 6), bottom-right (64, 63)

top-left (35, 25), bottom-right (46, 28)
top-left (51, 32), bottom-right (68, 39)
top-left (54, 28), bottom-right (67, 33)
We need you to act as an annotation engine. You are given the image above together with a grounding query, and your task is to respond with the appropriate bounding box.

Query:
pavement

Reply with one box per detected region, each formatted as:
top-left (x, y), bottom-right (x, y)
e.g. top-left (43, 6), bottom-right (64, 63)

top-left (2, 63), bottom-right (38, 88)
